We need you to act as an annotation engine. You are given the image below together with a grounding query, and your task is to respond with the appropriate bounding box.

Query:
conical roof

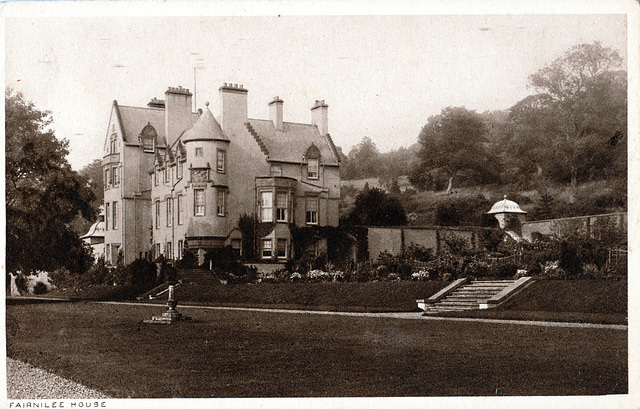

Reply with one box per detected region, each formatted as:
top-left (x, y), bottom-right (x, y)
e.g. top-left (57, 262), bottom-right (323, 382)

top-left (181, 103), bottom-right (227, 143)
top-left (487, 195), bottom-right (527, 214)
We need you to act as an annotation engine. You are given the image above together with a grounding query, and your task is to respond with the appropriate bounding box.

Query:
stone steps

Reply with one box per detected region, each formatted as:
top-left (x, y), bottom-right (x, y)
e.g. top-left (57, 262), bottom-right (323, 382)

top-left (423, 279), bottom-right (517, 313)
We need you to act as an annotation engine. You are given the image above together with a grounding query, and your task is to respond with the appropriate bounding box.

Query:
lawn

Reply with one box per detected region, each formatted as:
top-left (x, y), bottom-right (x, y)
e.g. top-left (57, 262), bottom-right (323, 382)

top-left (429, 279), bottom-right (628, 325)
top-left (7, 301), bottom-right (627, 398)
top-left (48, 281), bottom-right (451, 312)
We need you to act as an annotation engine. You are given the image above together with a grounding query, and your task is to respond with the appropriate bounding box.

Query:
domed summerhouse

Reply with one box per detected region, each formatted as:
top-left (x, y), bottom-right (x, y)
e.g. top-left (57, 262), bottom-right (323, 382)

top-left (487, 195), bottom-right (527, 236)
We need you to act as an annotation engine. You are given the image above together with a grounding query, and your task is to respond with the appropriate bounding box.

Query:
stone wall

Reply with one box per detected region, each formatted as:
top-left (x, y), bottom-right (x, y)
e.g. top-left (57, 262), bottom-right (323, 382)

top-left (521, 212), bottom-right (627, 243)
top-left (367, 226), bottom-right (486, 262)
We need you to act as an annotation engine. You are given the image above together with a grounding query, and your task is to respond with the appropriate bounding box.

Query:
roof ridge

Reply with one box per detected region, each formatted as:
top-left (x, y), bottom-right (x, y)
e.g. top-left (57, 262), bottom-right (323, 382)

top-left (117, 104), bottom-right (165, 111)
top-left (248, 118), bottom-right (316, 127)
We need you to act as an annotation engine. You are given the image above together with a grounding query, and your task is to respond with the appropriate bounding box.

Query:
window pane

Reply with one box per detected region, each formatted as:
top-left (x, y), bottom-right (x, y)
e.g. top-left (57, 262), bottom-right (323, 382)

top-left (261, 191), bottom-right (273, 222)
top-left (276, 192), bottom-right (287, 222)
top-left (277, 239), bottom-right (287, 258)
top-left (194, 189), bottom-right (205, 216)
top-left (217, 190), bottom-right (225, 216)
top-left (105, 203), bottom-right (110, 230)
top-left (308, 159), bottom-right (318, 179)
top-left (112, 202), bottom-right (118, 229)
top-left (262, 239), bottom-right (272, 258)
top-left (177, 195), bottom-right (183, 225)
top-left (155, 200), bottom-right (160, 228)
top-left (306, 197), bottom-right (318, 224)
top-left (217, 150), bottom-right (225, 172)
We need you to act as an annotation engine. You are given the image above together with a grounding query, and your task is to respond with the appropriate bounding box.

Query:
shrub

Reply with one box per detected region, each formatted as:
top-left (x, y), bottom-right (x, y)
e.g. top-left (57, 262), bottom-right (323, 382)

top-left (411, 270), bottom-right (433, 281)
top-left (404, 243), bottom-right (433, 262)
top-left (49, 267), bottom-right (74, 288)
top-left (463, 259), bottom-right (491, 278)
top-left (434, 195), bottom-right (492, 227)
top-left (32, 281), bottom-right (48, 295)
top-left (85, 259), bottom-right (109, 285)
top-left (175, 248), bottom-right (198, 269)
top-left (124, 258), bottom-right (158, 289)
top-left (494, 263), bottom-right (518, 278)
top-left (204, 246), bottom-right (244, 276)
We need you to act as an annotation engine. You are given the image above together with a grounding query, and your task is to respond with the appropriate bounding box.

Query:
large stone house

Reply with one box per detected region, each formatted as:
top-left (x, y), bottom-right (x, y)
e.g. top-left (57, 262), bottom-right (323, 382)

top-left (102, 83), bottom-right (340, 266)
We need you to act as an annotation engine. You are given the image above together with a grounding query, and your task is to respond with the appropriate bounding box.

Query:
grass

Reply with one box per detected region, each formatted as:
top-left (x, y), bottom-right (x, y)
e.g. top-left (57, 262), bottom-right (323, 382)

top-left (171, 281), bottom-right (450, 312)
top-left (42, 279), bottom-right (628, 324)
top-left (429, 279), bottom-right (627, 325)
top-left (47, 281), bottom-right (450, 312)
top-left (7, 301), bottom-right (627, 398)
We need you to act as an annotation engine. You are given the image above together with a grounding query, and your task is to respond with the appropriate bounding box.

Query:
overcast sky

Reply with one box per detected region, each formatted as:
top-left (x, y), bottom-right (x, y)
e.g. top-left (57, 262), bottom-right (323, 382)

top-left (4, 8), bottom-right (629, 170)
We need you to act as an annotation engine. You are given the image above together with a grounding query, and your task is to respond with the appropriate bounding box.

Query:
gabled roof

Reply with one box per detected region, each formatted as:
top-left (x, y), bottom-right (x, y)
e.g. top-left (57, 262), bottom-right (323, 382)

top-left (154, 150), bottom-right (164, 167)
top-left (181, 105), bottom-right (227, 143)
top-left (117, 104), bottom-right (167, 147)
top-left (245, 119), bottom-right (339, 165)
top-left (175, 140), bottom-right (187, 158)
top-left (165, 147), bottom-right (175, 163)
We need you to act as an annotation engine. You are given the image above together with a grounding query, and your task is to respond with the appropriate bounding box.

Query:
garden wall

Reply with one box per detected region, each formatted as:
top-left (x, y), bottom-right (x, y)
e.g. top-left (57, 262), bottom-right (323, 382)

top-left (367, 226), bottom-right (486, 261)
top-left (521, 212), bottom-right (627, 243)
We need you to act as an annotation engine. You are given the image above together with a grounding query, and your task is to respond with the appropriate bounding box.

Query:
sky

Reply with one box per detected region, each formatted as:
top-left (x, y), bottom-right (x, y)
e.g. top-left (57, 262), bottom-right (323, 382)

top-left (4, 7), bottom-right (630, 171)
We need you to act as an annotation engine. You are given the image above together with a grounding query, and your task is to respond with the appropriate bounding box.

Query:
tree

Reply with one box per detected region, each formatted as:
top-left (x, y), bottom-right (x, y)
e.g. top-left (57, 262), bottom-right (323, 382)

top-left (343, 187), bottom-right (407, 226)
top-left (341, 136), bottom-right (382, 180)
top-left (6, 88), bottom-right (96, 275)
top-left (412, 106), bottom-right (496, 193)
top-left (523, 42), bottom-right (626, 199)
top-left (70, 158), bottom-right (104, 235)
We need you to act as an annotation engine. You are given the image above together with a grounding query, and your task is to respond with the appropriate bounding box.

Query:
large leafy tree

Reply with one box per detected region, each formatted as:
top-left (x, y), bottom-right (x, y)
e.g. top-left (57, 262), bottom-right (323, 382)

top-left (341, 136), bottom-right (382, 180)
top-left (343, 187), bottom-right (407, 226)
top-left (520, 42), bottom-right (626, 199)
top-left (6, 88), bottom-right (96, 275)
top-left (70, 158), bottom-right (105, 235)
top-left (412, 106), bottom-right (497, 193)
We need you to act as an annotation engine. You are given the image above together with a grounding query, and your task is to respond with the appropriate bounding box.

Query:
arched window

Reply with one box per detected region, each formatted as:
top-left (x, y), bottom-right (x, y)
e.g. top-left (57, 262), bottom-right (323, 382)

top-left (139, 123), bottom-right (157, 153)
top-left (304, 143), bottom-right (321, 180)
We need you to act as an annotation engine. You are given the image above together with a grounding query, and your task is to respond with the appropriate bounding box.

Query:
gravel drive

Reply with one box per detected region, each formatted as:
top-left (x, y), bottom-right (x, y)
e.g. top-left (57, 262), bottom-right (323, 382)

top-left (7, 358), bottom-right (111, 399)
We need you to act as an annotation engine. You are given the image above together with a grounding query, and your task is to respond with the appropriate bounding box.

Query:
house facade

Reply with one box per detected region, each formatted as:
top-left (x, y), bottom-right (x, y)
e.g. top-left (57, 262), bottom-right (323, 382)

top-left (102, 83), bottom-right (340, 266)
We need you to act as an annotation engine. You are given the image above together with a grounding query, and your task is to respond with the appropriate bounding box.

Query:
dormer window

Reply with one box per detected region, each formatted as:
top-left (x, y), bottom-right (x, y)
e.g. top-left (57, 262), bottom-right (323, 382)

top-left (139, 123), bottom-right (157, 153)
top-left (308, 158), bottom-right (319, 179)
top-left (304, 143), bottom-right (321, 180)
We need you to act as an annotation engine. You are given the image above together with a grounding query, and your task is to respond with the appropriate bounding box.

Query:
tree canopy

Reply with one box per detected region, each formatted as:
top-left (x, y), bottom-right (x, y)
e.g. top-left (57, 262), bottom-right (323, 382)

top-left (514, 42), bottom-right (627, 198)
top-left (70, 158), bottom-right (105, 235)
top-left (342, 187), bottom-right (407, 226)
top-left (411, 106), bottom-right (497, 193)
top-left (6, 88), bottom-right (96, 274)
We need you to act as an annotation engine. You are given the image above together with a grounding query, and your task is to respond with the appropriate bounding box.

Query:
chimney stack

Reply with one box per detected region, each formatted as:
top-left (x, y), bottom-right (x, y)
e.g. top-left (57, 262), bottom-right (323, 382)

top-left (219, 83), bottom-right (248, 134)
top-left (311, 100), bottom-right (328, 136)
top-left (269, 96), bottom-right (284, 132)
top-left (147, 98), bottom-right (165, 109)
top-left (164, 86), bottom-right (193, 147)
